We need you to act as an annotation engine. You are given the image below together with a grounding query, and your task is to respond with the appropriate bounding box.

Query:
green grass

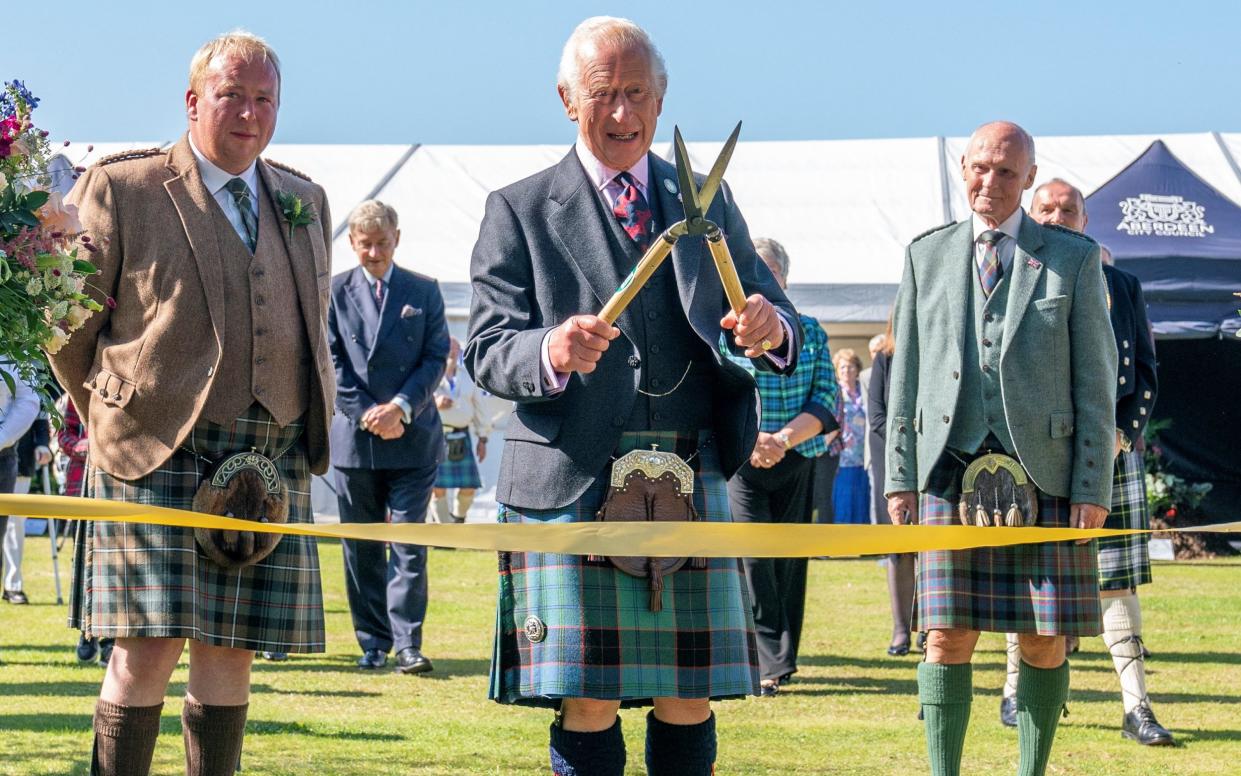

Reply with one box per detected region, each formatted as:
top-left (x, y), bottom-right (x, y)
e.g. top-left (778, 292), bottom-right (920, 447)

top-left (1, 538), bottom-right (1238, 774)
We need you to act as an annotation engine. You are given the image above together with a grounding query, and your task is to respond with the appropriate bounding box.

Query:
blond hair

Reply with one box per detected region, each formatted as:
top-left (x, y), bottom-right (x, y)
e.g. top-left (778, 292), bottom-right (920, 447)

top-left (189, 30), bottom-right (281, 96)
top-left (833, 348), bottom-right (862, 371)
top-left (557, 16), bottom-right (668, 105)
top-left (348, 199), bottom-right (399, 234)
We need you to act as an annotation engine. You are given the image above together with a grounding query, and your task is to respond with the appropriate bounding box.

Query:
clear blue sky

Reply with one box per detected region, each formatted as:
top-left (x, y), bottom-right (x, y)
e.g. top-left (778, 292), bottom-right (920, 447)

top-left (9, 0), bottom-right (1241, 146)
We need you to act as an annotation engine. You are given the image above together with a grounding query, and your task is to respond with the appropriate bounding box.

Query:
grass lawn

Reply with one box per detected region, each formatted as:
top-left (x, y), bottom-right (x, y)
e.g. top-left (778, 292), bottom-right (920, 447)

top-left (1, 537), bottom-right (1238, 774)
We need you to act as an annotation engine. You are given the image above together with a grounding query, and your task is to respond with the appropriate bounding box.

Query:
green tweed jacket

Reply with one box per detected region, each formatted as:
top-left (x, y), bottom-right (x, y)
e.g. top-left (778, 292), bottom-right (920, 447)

top-left (883, 213), bottom-right (1118, 508)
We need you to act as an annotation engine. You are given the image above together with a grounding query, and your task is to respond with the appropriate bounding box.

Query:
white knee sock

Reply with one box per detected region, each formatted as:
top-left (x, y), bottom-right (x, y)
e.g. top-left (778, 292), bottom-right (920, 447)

top-left (1003, 632), bottom-right (1020, 700)
top-left (1102, 592), bottom-right (1149, 714)
top-left (429, 493), bottom-right (451, 524)
top-left (452, 490), bottom-right (475, 522)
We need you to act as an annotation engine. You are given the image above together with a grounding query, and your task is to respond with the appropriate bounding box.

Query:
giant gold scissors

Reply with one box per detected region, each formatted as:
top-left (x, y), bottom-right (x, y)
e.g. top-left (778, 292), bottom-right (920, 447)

top-left (598, 122), bottom-right (749, 323)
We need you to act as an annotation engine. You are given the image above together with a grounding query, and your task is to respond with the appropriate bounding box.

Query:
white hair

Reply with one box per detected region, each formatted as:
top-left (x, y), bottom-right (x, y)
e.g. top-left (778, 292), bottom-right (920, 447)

top-left (348, 199), bottom-right (399, 233)
top-left (753, 237), bottom-right (790, 279)
top-left (557, 16), bottom-right (668, 105)
top-left (189, 29), bottom-right (281, 96)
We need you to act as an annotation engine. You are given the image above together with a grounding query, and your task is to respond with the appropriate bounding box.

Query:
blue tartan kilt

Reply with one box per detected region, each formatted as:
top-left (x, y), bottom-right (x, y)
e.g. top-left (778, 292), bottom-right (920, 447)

top-left (434, 428), bottom-right (482, 489)
top-left (490, 430), bottom-right (759, 708)
top-left (915, 488), bottom-right (1102, 636)
top-left (1098, 449), bottom-right (1152, 591)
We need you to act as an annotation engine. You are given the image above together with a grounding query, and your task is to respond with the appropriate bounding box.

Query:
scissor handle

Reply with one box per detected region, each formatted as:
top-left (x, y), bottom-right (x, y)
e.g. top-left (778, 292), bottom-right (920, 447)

top-left (598, 229), bottom-right (680, 325)
top-left (704, 228), bottom-right (748, 315)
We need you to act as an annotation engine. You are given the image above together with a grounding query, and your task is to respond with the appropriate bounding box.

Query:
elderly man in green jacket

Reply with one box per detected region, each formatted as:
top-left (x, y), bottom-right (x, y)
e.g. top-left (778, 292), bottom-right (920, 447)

top-left (885, 121), bottom-right (1117, 776)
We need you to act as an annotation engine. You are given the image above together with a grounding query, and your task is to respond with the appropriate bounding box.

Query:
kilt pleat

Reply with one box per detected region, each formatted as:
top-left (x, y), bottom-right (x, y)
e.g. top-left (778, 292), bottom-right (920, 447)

top-left (490, 430), bottom-right (759, 707)
top-left (1097, 449), bottom-right (1152, 591)
top-left (915, 488), bottom-right (1102, 636)
top-left (70, 404), bottom-right (325, 652)
top-left (434, 429), bottom-right (483, 489)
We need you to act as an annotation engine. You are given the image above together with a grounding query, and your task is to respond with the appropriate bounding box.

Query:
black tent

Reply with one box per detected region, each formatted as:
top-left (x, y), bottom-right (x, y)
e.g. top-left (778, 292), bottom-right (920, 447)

top-left (1085, 140), bottom-right (1241, 522)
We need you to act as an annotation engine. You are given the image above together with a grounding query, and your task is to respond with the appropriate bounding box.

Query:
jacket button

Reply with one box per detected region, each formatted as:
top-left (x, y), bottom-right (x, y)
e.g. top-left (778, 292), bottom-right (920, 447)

top-left (897, 425), bottom-right (906, 433)
top-left (1086, 460), bottom-right (1094, 468)
top-left (112, 393), bottom-right (122, 401)
top-left (986, 416), bottom-right (995, 424)
top-left (952, 370), bottom-right (959, 380)
top-left (650, 378), bottom-right (662, 389)
top-left (1082, 479), bottom-right (1090, 487)
top-left (255, 356), bottom-right (266, 365)
top-left (650, 344), bottom-right (662, 354)
top-left (627, 355), bottom-right (641, 369)
top-left (653, 411), bottom-right (664, 422)
top-left (942, 415), bottom-right (950, 424)
top-left (982, 363), bottom-right (991, 373)
top-left (981, 338), bottom-right (993, 347)
top-left (1123, 340), bottom-right (1130, 349)
top-left (613, 415), bottom-right (626, 428)
top-left (984, 312), bottom-right (994, 322)
top-left (1119, 376), bottom-right (1127, 385)
top-left (98, 387), bottom-right (107, 396)
top-left (1084, 440), bottom-right (1092, 447)
top-left (646, 311), bottom-right (658, 321)
top-left (898, 466), bottom-right (906, 474)
top-left (894, 446), bottom-right (903, 454)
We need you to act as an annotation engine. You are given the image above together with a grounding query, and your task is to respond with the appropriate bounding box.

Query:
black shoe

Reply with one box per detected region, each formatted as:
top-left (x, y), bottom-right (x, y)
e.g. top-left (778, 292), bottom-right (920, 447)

top-left (1141, 643), bottom-right (1153, 659)
top-left (1122, 706), bottom-right (1175, 746)
top-left (916, 632), bottom-right (928, 652)
top-left (260, 651), bottom-right (288, 662)
top-left (888, 640), bottom-right (911, 657)
top-left (357, 648), bottom-right (387, 669)
top-left (2, 590), bottom-right (28, 605)
top-left (76, 634), bottom-right (99, 664)
top-left (1000, 696), bottom-right (1018, 728)
top-left (759, 680), bottom-right (780, 697)
top-left (394, 647), bottom-right (433, 675)
top-left (98, 639), bottom-right (114, 668)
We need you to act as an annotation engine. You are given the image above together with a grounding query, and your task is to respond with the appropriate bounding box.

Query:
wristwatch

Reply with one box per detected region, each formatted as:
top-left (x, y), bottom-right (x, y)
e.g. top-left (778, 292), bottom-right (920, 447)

top-left (773, 431), bottom-right (792, 450)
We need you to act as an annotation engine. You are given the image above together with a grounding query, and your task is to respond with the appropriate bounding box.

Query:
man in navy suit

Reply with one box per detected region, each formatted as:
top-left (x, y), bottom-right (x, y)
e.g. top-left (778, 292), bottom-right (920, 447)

top-left (328, 199), bottom-right (450, 674)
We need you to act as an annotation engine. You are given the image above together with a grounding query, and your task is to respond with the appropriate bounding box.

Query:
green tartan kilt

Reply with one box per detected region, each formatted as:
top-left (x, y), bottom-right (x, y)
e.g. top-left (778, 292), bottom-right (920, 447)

top-left (69, 405), bottom-right (325, 653)
top-left (914, 488), bottom-right (1102, 636)
top-left (490, 431), bottom-right (759, 707)
top-left (434, 428), bottom-right (483, 490)
top-left (1098, 448), bottom-right (1153, 591)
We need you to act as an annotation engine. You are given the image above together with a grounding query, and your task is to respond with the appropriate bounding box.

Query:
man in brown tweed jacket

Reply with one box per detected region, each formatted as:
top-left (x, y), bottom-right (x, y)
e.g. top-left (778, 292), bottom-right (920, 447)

top-left (50, 31), bottom-right (333, 776)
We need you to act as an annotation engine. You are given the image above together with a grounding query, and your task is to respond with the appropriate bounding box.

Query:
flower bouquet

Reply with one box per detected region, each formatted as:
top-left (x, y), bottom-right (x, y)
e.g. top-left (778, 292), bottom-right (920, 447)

top-left (0, 80), bottom-right (103, 408)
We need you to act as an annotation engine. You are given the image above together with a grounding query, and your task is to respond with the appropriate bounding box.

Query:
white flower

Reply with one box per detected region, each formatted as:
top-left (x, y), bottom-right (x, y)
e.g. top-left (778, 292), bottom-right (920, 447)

top-left (0, 171), bottom-right (7, 190)
top-left (65, 304), bottom-right (91, 330)
top-left (43, 327), bottom-right (70, 355)
top-left (26, 277), bottom-right (43, 296)
top-left (50, 301), bottom-right (69, 321)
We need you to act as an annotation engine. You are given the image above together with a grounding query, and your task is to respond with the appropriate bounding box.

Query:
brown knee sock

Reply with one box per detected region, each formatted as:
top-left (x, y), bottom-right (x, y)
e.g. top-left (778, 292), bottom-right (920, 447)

top-left (182, 698), bottom-right (248, 776)
top-left (92, 699), bottom-right (164, 776)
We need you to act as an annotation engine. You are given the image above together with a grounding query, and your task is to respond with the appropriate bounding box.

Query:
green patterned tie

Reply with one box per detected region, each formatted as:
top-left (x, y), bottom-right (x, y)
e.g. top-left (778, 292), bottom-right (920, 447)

top-left (224, 177), bottom-right (258, 251)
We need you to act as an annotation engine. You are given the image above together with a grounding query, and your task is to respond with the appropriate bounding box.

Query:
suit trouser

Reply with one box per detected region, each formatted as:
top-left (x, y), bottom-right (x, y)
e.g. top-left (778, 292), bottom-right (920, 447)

top-left (726, 451), bottom-right (814, 681)
top-left (0, 450), bottom-right (16, 588)
top-left (334, 464), bottom-right (437, 653)
top-left (2, 476), bottom-right (30, 592)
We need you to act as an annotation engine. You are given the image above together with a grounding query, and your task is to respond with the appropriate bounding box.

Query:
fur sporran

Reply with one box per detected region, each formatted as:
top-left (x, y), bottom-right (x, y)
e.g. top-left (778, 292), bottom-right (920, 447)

top-left (956, 452), bottom-right (1039, 527)
top-left (192, 451), bottom-right (289, 570)
top-left (593, 446), bottom-right (704, 612)
top-left (445, 429), bottom-right (469, 462)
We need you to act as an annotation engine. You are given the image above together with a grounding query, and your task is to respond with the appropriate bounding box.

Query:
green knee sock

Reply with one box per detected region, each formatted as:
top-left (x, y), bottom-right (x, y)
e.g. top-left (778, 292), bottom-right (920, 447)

top-left (918, 662), bottom-right (973, 776)
top-left (1016, 660), bottom-right (1070, 776)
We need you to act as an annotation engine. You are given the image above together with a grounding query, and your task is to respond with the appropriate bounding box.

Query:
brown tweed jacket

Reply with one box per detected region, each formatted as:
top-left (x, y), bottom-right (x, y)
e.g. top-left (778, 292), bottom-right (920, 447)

top-left (50, 135), bottom-right (335, 480)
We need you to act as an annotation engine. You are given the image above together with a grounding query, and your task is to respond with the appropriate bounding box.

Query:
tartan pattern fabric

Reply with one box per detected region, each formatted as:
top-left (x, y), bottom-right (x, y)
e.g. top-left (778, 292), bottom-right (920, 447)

top-left (434, 429), bottom-right (483, 489)
top-left (55, 398), bottom-right (88, 497)
top-left (1097, 448), bottom-right (1152, 590)
top-left (976, 230), bottom-right (1003, 296)
top-left (223, 177), bottom-right (258, 251)
top-left (914, 488), bottom-right (1102, 636)
top-left (70, 404), bottom-right (325, 652)
top-left (611, 172), bottom-right (654, 252)
top-left (490, 430), bottom-right (759, 707)
top-left (724, 314), bottom-right (840, 458)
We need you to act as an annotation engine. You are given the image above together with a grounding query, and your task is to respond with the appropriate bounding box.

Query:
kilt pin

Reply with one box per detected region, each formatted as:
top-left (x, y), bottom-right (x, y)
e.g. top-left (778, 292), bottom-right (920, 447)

top-left (491, 431), bottom-right (758, 707)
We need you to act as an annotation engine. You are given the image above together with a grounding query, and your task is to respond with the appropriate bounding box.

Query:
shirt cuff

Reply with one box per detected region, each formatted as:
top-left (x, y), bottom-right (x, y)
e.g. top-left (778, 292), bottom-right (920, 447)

top-left (391, 396), bottom-right (412, 424)
top-left (540, 331), bottom-right (570, 396)
top-left (761, 315), bottom-right (794, 368)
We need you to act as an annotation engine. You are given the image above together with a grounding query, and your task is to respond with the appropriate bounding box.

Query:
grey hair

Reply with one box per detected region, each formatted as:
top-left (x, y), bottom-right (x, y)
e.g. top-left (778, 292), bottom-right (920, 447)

top-left (967, 120), bottom-right (1036, 166)
top-left (1032, 177), bottom-right (1084, 205)
top-left (752, 237), bottom-right (790, 280)
top-left (557, 16), bottom-right (668, 105)
top-left (189, 29), bottom-right (281, 96)
top-left (348, 199), bottom-right (399, 233)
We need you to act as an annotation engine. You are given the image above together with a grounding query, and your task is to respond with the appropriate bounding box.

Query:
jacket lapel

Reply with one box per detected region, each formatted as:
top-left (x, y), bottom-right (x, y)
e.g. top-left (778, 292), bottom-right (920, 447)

top-left (1003, 212), bottom-right (1046, 356)
top-left (258, 162), bottom-right (325, 356)
top-left (547, 150), bottom-right (625, 312)
top-left (344, 267), bottom-right (379, 345)
top-left (369, 268), bottom-right (405, 357)
top-left (945, 222), bottom-right (974, 359)
top-left (163, 136), bottom-right (226, 346)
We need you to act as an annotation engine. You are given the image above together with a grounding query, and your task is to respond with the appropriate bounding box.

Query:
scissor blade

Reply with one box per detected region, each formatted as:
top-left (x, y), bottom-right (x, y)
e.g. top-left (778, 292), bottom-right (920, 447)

top-left (696, 120), bottom-right (742, 215)
top-left (673, 126), bottom-right (704, 222)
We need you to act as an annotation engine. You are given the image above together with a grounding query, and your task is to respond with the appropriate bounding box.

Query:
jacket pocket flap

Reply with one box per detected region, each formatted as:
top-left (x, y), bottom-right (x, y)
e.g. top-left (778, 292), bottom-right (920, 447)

top-left (1050, 410), bottom-right (1074, 438)
top-left (85, 368), bottom-right (135, 408)
top-left (504, 410), bottom-right (563, 444)
top-left (1034, 295), bottom-right (1068, 311)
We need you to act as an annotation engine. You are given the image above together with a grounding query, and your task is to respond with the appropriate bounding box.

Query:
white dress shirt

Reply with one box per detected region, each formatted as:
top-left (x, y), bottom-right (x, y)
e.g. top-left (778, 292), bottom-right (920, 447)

top-left (188, 135), bottom-right (259, 247)
top-left (0, 365), bottom-right (40, 452)
top-left (971, 207), bottom-right (1025, 279)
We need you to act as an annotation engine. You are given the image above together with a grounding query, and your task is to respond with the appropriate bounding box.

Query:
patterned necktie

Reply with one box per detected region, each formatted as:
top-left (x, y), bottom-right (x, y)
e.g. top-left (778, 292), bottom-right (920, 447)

top-left (976, 229), bottom-right (1004, 296)
top-left (223, 177), bottom-right (258, 252)
top-left (612, 172), bottom-right (654, 253)
top-left (374, 278), bottom-right (385, 309)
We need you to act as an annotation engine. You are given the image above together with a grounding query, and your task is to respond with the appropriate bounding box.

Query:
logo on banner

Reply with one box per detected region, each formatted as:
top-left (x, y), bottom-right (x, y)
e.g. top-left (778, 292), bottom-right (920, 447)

top-left (1117, 193), bottom-right (1214, 237)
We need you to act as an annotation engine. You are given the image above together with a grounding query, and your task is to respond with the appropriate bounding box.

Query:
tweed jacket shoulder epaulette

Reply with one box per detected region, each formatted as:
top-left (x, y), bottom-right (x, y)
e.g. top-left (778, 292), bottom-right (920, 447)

top-left (909, 221), bottom-right (957, 244)
top-left (263, 158), bottom-right (312, 181)
top-left (95, 147), bottom-right (165, 167)
top-left (1042, 222), bottom-right (1098, 244)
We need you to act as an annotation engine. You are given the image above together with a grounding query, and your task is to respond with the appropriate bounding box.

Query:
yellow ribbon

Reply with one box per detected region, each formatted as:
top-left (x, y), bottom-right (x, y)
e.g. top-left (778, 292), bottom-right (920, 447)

top-left (1, 494), bottom-right (1236, 559)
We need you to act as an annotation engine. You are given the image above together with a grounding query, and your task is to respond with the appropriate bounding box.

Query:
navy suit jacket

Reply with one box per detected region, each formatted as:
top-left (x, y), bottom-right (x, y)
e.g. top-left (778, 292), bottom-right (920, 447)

top-left (328, 265), bottom-right (450, 470)
top-left (1104, 264), bottom-right (1158, 448)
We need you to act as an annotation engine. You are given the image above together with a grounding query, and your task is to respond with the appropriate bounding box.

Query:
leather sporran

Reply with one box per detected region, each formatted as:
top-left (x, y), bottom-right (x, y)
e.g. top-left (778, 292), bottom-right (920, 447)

top-left (956, 452), bottom-right (1039, 527)
top-left (593, 446), bottom-right (705, 612)
top-left (445, 429), bottom-right (469, 462)
top-left (192, 451), bottom-right (289, 570)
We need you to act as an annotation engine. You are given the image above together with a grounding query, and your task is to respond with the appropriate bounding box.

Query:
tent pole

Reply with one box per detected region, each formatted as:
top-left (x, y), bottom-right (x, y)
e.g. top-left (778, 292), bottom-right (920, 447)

top-left (1211, 132), bottom-right (1241, 195)
top-left (332, 143), bottom-right (421, 240)
top-left (936, 136), bottom-right (953, 224)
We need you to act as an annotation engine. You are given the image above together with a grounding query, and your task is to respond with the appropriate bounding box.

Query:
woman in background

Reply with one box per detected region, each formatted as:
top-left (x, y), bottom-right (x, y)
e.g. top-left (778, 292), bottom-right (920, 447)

top-left (831, 349), bottom-right (869, 524)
